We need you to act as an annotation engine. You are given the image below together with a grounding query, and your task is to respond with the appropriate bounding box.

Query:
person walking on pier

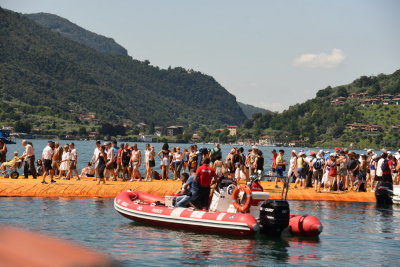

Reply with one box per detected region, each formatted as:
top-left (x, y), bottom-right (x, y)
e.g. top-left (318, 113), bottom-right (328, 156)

top-left (41, 141), bottom-right (56, 184)
top-left (20, 140), bottom-right (37, 179)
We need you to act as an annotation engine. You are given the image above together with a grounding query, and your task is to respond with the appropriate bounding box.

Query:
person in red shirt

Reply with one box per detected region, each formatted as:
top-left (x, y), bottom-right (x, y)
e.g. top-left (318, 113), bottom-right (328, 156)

top-left (192, 157), bottom-right (216, 210)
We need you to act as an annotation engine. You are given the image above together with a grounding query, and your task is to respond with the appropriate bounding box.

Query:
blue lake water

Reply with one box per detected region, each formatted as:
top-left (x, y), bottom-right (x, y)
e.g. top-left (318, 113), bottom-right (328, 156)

top-left (1, 198), bottom-right (399, 266)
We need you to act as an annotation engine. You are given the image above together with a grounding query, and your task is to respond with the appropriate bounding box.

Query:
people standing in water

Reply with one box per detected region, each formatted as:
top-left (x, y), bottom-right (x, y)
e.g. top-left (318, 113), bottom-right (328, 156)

top-left (158, 143), bottom-right (170, 180)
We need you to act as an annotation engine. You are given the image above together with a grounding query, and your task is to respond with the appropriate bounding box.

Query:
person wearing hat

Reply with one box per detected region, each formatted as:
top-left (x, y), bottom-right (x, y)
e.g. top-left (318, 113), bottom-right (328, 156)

top-left (311, 152), bottom-right (325, 193)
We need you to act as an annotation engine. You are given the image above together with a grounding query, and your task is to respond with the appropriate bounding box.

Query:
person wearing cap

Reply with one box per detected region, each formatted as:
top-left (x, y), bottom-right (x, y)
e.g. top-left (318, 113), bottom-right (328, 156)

top-left (287, 150), bottom-right (298, 183)
top-left (274, 150), bottom-right (287, 188)
top-left (311, 152), bottom-right (325, 193)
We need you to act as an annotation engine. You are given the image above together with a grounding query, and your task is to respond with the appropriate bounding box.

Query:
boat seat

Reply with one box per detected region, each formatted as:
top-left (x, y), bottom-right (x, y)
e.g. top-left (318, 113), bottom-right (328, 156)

top-left (251, 192), bottom-right (270, 200)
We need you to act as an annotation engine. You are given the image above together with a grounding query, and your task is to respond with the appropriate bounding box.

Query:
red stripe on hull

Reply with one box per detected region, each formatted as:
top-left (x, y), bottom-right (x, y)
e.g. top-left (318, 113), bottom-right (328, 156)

top-left (117, 211), bottom-right (255, 237)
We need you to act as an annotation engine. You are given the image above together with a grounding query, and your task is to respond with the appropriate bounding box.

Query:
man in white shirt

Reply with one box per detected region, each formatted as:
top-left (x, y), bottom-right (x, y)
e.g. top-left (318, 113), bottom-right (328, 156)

top-left (41, 141), bottom-right (56, 184)
top-left (20, 140), bottom-right (37, 179)
top-left (67, 142), bottom-right (80, 180)
top-left (91, 141), bottom-right (101, 179)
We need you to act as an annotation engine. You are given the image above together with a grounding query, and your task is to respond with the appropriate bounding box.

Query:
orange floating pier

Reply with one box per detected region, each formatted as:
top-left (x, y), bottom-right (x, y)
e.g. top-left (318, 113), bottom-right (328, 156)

top-left (0, 177), bottom-right (375, 202)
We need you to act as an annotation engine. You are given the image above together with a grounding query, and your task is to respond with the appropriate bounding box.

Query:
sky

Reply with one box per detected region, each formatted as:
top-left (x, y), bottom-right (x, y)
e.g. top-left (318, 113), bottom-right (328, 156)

top-left (2, 0), bottom-right (400, 112)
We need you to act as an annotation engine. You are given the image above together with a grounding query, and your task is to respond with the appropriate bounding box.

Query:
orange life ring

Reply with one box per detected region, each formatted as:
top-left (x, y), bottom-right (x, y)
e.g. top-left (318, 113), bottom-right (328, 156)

top-left (231, 185), bottom-right (252, 212)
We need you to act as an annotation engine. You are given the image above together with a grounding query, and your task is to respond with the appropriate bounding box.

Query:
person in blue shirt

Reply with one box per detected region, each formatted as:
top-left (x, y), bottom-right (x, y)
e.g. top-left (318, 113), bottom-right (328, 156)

top-left (174, 173), bottom-right (197, 207)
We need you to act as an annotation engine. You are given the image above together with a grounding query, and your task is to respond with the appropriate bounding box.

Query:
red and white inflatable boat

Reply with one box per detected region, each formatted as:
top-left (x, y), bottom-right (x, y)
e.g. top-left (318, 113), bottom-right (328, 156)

top-left (114, 179), bottom-right (323, 237)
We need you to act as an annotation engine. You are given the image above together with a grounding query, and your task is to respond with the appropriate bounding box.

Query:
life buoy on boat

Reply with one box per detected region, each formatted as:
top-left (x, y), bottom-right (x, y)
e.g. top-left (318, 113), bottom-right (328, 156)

top-left (232, 185), bottom-right (252, 212)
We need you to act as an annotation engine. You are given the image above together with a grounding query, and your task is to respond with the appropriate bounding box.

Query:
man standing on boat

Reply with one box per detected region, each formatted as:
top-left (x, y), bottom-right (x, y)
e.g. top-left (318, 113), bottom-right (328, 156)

top-left (192, 158), bottom-right (216, 210)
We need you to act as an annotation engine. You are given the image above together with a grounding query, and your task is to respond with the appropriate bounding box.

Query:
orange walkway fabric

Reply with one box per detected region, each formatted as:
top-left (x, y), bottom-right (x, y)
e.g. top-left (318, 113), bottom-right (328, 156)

top-left (0, 177), bottom-right (375, 202)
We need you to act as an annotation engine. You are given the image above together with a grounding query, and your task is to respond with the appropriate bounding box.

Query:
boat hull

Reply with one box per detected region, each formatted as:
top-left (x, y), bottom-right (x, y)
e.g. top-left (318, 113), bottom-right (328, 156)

top-left (115, 191), bottom-right (258, 236)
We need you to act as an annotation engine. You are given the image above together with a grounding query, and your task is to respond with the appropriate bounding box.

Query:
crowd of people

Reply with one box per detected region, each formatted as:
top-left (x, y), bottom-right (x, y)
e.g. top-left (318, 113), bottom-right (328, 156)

top-left (0, 140), bottom-right (399, 192)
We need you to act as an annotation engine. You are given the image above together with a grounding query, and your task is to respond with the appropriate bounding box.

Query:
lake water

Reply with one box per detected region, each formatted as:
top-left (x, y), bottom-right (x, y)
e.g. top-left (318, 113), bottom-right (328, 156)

top-left (4, 139), bottom-right (377, 176)
top-left (0, 198), bottom-right (399, 266)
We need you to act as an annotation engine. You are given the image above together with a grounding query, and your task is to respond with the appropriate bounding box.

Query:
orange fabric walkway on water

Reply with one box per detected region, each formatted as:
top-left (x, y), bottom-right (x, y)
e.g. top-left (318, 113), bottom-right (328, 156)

top-left (0, 177), bottom-right (375, 202)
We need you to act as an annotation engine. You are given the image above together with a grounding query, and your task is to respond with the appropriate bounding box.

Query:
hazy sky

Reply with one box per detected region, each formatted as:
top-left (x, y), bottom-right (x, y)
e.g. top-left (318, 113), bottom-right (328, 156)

top-left (2, 0), bottom-right (400, 111)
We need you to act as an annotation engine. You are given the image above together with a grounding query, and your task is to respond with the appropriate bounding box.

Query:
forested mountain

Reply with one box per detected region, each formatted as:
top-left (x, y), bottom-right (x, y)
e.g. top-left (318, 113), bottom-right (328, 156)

top-left (238, 102), bottom-right (271, 118)
top-left (243, 70), bottom-right (400, 148)
top-left (0, 8), bottom-right (246, 132)
top-left (25, 12), bottom-right (128, 56)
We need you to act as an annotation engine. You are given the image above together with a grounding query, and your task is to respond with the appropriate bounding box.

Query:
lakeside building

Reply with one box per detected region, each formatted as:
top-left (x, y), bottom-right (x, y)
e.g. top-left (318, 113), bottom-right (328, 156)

top-left (166, 126), bottom-right (184, 136)
top-left (346, 123), bottom-right (384, 132)
top-left (227, 125), bottom-right (238, 136)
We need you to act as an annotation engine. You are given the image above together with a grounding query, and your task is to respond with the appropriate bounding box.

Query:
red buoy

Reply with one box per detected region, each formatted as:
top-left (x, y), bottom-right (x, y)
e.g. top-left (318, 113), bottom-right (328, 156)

top-left (289, 214), bottom-right (323, 237)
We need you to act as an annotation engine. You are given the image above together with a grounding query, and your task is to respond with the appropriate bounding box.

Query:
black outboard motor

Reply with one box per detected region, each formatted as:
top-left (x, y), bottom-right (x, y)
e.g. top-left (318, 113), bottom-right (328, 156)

top-left (375, 181), bottom-right (393, 206)
top-left (259, 199), bottom-right (290, 237)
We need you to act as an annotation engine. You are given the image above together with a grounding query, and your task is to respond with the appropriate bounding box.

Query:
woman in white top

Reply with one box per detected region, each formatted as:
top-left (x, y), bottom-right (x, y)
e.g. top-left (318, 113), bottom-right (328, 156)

top-left (172, 147), bottom-right (183, 180)
top-left (288, 150), bottom-right (298, 182)
top-left (59, 145), bottom-right (71, 179)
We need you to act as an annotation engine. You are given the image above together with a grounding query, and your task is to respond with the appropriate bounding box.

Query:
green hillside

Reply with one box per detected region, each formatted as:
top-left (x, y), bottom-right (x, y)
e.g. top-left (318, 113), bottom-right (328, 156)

top-left (243, 70), bottom-right (400, 148)
top-left (0, 8), bottom-right (246, 137)
top-left (238, 102), bottom-right (271, 118)
top-left (25, 12), bottom-right (128, 56)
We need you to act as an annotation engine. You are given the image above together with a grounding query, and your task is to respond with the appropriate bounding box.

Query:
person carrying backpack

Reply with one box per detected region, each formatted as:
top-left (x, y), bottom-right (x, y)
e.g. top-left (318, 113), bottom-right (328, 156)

top-left (209, 144), bottom-right (222, 164)
top-left (312, 151), bottom-right (325, 193)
